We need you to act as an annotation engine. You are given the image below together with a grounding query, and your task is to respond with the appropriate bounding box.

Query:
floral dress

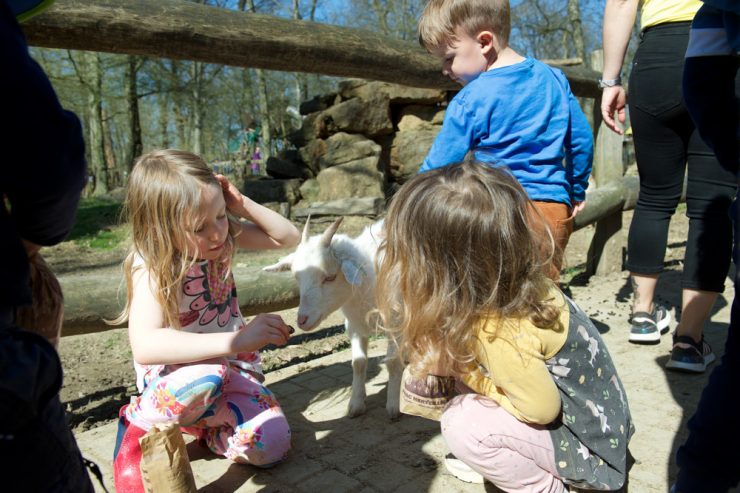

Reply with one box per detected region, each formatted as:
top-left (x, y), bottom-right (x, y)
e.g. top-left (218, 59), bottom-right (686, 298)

top-left (125, 259), bottom-right (291, 466)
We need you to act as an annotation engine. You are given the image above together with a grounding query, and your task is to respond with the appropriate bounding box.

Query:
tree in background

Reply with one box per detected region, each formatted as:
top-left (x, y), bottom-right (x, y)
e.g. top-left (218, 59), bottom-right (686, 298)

top-left (30, 0), bottom-right (622, 195)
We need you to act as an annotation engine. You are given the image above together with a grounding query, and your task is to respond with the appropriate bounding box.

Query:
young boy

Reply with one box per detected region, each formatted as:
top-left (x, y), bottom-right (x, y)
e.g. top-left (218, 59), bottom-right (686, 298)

top-left (418, 0), bottom-right (593, 280)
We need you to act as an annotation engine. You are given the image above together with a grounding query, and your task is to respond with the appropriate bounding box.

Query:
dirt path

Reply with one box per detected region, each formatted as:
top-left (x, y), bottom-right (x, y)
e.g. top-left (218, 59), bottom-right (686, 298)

top-left (56, 209), bottom-right (734, 490)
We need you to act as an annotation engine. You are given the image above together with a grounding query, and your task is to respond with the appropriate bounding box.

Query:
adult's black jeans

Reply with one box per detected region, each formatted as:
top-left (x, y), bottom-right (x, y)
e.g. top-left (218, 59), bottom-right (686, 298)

top-left (627, 21), bottom-right (737, 292)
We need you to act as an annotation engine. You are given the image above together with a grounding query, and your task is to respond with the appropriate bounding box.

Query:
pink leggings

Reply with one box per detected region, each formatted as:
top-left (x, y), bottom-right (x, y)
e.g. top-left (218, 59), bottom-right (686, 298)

top-left (126, 360), bottom-right (290, 466)
top-left (441, 394), bottom-right (566, 493)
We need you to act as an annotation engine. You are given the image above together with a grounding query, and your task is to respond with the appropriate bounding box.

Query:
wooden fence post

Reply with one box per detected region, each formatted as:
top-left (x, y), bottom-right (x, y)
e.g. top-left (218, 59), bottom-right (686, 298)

top-left (586, 50), bottom-right (625, 276)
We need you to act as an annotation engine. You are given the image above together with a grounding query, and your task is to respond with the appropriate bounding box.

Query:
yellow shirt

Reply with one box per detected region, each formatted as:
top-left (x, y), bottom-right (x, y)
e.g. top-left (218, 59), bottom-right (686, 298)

top-left (462, 287), bottom-right (568, 425)
top-left (641, 0), bottom-right (701, 30)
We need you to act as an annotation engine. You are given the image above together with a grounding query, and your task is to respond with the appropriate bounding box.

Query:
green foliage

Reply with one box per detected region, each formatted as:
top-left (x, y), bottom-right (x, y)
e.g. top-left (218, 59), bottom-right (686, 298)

top-left (68, 198), bottom-right (127, 250)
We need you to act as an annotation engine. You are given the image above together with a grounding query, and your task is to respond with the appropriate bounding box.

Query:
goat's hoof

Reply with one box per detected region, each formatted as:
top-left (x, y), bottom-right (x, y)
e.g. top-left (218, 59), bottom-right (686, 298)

top-left (386, 404), bottom-right (401, 421)
top-left (347, 401), bottom-right (366, 418)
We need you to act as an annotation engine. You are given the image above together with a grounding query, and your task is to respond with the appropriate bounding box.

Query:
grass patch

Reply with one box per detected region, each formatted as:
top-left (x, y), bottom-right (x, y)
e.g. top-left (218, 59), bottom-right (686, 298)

top-left (68, 198), bottom-right (127, 250)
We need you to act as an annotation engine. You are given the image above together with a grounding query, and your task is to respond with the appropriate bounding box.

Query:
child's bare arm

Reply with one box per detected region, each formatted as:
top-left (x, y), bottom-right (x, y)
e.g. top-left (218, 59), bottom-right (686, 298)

top-left (127, 268), bottom-right (291, 365)
top-left (215, 174), bottom-right (300, 249)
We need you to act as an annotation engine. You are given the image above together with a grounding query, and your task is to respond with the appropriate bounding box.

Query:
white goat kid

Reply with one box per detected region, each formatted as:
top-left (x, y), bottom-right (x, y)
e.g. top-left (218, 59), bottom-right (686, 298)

top-left (264, 217), bottom-right (402, 419)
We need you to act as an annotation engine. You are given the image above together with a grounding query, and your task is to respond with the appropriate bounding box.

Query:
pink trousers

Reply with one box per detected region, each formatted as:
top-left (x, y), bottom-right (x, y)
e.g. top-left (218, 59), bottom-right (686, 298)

top-left (126, 360), bottom-right (291, 466)
top-left (441, 393), bottom-right (567, 493)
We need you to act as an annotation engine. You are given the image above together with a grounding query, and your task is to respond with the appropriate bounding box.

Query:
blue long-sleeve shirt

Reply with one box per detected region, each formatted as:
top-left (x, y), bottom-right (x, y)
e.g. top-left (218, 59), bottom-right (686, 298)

top-left (420, 58), bottom-right (593, 206)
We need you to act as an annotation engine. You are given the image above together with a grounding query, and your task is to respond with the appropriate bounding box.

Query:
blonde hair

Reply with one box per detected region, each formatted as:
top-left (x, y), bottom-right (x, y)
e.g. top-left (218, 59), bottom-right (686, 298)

top-left (376, 160), bottom-right (559, 377)
top-left (418, 0), bottom-right (511, 51)
top-left (109, 149), bottom-right (239, 329)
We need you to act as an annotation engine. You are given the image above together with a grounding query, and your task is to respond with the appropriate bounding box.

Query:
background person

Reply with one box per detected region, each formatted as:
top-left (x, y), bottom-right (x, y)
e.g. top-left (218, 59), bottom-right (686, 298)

top-left (601, 0), bottom-right (737, 372)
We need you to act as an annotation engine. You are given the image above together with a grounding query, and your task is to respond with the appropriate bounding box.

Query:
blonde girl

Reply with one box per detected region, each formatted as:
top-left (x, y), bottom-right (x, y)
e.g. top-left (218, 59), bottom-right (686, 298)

top-left (377, 160), bottom-right (633, 492)
top-left (111, 149), bottom-right (299, 492)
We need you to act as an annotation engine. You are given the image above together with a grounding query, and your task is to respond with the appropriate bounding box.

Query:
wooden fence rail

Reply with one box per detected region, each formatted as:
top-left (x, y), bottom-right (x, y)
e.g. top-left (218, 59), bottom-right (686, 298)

top-left (19, 1), bottom-right (631, 335)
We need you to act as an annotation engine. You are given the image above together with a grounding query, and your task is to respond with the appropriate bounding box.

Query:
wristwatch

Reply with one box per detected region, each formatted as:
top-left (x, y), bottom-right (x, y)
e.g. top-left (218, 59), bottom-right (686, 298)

top-left (598, 76), bottom-right (622, 88)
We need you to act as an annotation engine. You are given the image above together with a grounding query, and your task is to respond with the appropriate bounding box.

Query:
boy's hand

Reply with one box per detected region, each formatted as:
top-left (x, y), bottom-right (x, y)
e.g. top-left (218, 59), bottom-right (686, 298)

top-left (233, 314), bottom-right (293, 352)
top-left (572, 201), bottom-right (586, 217)
top-left (600, 86), bottom-right (626, 135)
top-left (215, 174), bottom-right (245, 211)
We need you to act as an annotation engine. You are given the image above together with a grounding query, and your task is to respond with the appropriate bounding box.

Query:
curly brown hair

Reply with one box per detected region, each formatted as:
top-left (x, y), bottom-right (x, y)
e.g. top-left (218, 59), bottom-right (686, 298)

top-left (376, 159), bottom-right (559, 377)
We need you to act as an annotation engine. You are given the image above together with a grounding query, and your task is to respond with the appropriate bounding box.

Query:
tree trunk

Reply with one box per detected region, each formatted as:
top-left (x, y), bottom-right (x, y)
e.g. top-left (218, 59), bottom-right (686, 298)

top-left (101, 106), bottom-right (118, 187)
top-left (157, 77), bottom-right (170, 148)
top-left (371, 0), bottom-right (392, 37)
top-left (170, 60), bottom-right (188, 148)
top-left (84, 51), bottom-right (108, 195)
top-left (292, 0), bottom-right (305, 105)
top-left (246, 0), bottom-right (272, 159)
top-left (567, 0), bottom-right (585, 63)
top-left (125, 55), bottom-right (143, 172)
top-left (190, 61), bottom-right (204, 156)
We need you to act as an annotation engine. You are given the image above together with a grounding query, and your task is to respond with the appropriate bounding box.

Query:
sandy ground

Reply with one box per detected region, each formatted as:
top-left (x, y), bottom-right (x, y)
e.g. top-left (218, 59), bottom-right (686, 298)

top-left (55, 209), bottom-right (737, 491)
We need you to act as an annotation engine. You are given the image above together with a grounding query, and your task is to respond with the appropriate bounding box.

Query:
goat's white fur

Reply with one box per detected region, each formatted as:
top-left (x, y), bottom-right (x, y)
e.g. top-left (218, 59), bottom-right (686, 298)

top-left (264, 217), bottom-right (402, 418)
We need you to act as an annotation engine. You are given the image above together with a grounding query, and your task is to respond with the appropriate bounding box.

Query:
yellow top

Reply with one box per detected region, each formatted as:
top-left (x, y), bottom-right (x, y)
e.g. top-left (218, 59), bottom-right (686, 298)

top-left (641, 0), bottom-right (701, 30)
top-left (461, 286), bottom-right (568, 425)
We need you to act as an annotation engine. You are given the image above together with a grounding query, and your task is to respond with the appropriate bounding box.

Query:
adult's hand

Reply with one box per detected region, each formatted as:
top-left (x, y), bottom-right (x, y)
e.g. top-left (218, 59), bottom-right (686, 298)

top-left (600, 85), bottom-right (627, 135)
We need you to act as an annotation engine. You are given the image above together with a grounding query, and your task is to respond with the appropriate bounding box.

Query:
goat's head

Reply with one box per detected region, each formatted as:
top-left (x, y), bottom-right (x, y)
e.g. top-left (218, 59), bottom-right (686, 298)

top-left (264, 216), bottom-right (361, 331)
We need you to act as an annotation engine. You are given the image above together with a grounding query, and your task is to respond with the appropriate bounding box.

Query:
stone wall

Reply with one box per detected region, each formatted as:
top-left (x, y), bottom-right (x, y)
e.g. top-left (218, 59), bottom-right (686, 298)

top-left (243, 79), bottom-right (449, 218)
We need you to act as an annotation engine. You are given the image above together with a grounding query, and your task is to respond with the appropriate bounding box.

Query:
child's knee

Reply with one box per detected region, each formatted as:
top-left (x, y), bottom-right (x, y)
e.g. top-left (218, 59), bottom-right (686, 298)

top-left (230, 413), bottom-right (291, 466)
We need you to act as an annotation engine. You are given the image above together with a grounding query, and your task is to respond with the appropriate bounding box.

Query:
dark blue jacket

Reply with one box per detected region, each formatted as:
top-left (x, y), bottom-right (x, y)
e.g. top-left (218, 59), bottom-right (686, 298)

top-left (0, 0), bottom-right (86, 309)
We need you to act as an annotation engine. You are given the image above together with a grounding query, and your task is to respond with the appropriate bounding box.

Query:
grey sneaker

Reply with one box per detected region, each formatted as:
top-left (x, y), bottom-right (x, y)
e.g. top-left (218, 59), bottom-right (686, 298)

top-left (629, 304), bottom-right (671, 343)
top-left (666, 334), bottom-right (716, 373)
top-left (444, 453), bottom-right (485, 484)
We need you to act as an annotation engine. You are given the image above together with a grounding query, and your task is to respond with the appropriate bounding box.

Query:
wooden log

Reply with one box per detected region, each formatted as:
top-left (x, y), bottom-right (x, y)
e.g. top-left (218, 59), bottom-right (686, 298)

top-left (574, 184), bottom-right (625, 232)
top-left (60, 268), bottom-right (299, 336)
top-left (584, 49), bottom-right (626, 276)
top-left (20, 0), bottom-right (601, 98)
top-left (58, 175), bottom-right (654, 337)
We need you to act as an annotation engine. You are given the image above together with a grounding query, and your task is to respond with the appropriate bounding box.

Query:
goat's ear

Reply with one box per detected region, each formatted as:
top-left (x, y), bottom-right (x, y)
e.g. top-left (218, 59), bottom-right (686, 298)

top-left (320, 216), bottom-right (344, 247)
top-left (263, 253), bottom-right (295, 272)
top-left (341, 259), bottom-right (365, 286)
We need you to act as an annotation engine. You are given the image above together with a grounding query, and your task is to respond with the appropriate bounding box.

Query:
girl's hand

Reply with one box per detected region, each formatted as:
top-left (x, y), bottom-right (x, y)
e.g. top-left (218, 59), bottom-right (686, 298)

top-left (233, 313), bottom-right (293, 352)
top-left (215, 174), bottom-right (245, 212)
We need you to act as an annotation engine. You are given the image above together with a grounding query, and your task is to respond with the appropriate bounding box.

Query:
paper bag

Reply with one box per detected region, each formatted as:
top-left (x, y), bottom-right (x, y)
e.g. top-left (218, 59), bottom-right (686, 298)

top-left (399, 367), bottom-right (456, 421)
top-left (15, 253), bottom-right (64, 349)
top-left (140, 423), bottom-right (197, 493)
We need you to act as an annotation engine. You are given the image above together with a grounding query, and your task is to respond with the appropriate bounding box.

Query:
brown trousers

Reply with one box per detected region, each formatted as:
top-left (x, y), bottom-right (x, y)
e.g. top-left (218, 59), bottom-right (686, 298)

top-left (529, 201), bottom-right (574, 282)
